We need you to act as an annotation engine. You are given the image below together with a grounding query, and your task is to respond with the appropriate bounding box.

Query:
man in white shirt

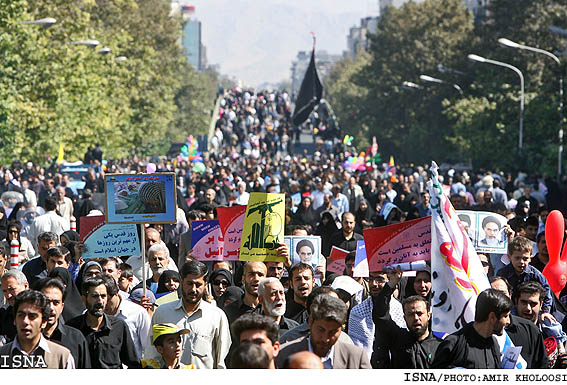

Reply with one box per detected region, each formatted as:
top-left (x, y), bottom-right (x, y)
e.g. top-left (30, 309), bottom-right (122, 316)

top-left (235, 181), bottom-right (250, 205)
top-left (102, 273), bottom-right (150, 359)
top-left (28, 197), bottom-right (69, 252)
top-left (55, 186), bottom-right (74, 221)
top-left (146, 260), bottom-right (231, 368)
top-left (310, 178), bottom-right (330, 210)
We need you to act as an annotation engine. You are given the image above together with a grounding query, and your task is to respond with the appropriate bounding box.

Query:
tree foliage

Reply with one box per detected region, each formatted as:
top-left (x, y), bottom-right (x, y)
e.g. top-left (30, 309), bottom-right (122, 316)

top-left (0, 0), bottom-right (216, 164)
top-left (325, 0), bottom-right (567, 174)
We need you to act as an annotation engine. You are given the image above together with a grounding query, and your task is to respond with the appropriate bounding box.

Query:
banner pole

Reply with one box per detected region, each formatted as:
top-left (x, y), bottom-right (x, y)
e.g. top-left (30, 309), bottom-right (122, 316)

top-left (140, 223), bottom-right (146, 297)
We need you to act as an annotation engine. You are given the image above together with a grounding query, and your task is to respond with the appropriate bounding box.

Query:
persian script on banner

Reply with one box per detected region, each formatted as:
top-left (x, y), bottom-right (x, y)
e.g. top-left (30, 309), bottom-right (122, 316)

top-left (218, 205), bottom-right (246, 261)
top-left (239, 193), bottom-right (285, 262)
top-left (80, 215), bottom-right (140, 259)
top-left (428, 162), bottom-right (490, 335)
top-left (363, 217), bottom-right (431, 272)
top-left (191, 220), bottom-right (224, 261)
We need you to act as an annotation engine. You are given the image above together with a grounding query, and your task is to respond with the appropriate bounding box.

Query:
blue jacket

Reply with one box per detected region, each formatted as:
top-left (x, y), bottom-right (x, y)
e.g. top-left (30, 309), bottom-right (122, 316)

top-left (496, 263), bottom-right (553, 313)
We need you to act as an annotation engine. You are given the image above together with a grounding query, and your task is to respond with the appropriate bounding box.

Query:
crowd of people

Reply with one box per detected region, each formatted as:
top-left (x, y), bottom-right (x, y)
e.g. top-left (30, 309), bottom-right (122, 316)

top-left (1, 87), bottom-right (567, 369)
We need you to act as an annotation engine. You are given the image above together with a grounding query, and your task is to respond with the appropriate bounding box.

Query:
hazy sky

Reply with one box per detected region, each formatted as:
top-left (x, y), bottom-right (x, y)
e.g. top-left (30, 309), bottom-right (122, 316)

top-left (189, 0), bottom-right (377, 86)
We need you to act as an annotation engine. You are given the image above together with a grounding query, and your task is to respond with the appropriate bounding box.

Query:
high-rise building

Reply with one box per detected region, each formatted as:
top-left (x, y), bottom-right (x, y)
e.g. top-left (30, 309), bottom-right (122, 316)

top-left (171, 1), bottom-right (207, 71)
top-left (183, 20), bottom-right (202, 71)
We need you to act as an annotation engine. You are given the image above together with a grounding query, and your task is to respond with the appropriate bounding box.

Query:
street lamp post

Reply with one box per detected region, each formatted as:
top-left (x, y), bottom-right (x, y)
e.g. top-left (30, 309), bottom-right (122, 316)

top-left (498, 38), bottom-right (563, 181)
top-left (468, 54), bottom-right (525, 153)
top-left (419, 74), bottom-right (464, 95)
top-left (19, 18), bottom-right (57, 28)
top-left (402, 81), bottom-right (422, 90)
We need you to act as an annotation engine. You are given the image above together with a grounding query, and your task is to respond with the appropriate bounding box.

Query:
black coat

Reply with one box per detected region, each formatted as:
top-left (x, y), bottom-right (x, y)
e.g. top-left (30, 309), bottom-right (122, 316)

top-left (371, 284), bottom-right (442, 369)
top-left (431, 322), bottom-right (501, 369)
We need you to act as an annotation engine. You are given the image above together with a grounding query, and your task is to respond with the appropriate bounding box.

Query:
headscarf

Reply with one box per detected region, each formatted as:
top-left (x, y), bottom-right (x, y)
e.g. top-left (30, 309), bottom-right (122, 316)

top-left (75, 260), bottom-right (103, 295)
top-left (48, 267), bottom-right (86, 322)
top-left (208, 268), bottom-right (234, 302)
top-left (314, 211), bottom-right (339, 257)
top-left (355, 199), bottom-right (375, 228)
top-left (7, 202), bottom-right (24, 222)
top-left (156, 270), bottom-right (181, 294)
top-left (0, 207), bottom-right (7, 233)
top-left (218, 286), bottom-right (243, 310)
top-left (292, 196), bottom-right (319, 228)
top-left (60, 230), bottom-right (80, 244)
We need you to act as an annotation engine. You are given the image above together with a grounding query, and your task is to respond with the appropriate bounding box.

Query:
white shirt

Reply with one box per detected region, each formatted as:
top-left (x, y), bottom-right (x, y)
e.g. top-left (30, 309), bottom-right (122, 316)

top-left (128, 244), bottom-right (179, 282)
top-left (311, 189), bottom-right (330, 210)
top-left (12, 334), bottom-right (75, 369)
top-left (235, 191), bottom-right (250, 205)
top-left (28, 211), bottom-right (70, 251)
top-left (114, 296), bottom-right (151, 359)
top-left (308, 336), bottom-right (334, 369)
top-left (147, 298), bottom-right (231, 369)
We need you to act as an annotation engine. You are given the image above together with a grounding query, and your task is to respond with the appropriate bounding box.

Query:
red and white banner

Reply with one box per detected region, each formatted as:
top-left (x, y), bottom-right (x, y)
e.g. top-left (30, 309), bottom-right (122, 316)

top-left (428, 162), bottom-right (489, 335)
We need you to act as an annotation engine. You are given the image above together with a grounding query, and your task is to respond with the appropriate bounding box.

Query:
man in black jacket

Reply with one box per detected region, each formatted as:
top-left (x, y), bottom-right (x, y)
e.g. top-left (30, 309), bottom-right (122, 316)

top-left (432, 289), bottom-right (511, 369)
top-left (38, 278), bottom-right (91, 368)
top-left (67, 277), bottom-right (140, 368)
top-left (371, 268), bottom-right (442, 368)
top-left (490, 277), bottom-right (548, 368)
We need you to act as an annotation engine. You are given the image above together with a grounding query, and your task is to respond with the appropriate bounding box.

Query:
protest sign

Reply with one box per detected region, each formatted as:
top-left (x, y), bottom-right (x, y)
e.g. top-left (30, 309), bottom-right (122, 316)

top-left (191, 220), bottom-right (224, 261)
top-left (80, 215), bottom-right (140, 259)
top-left (327, 246), bottom-right (348, 274)
top-left (353, 240), bottom-right (369, 278)
top-left (240, 193), bottom-right (285, 262)
top-left (284, 235), bottom-right (321, 269)
top-left (104, 173), bottom-right (177, 224)
top-left (217, 205), bottom-right (246, 261)
top-left (456, 210), bottom-right (508, 254)
top-left (363, 216), bottom-right (431, 272)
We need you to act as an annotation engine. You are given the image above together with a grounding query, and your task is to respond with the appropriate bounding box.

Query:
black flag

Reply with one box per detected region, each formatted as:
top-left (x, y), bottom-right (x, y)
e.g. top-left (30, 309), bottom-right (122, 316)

top-left (292, 49), bottom-right (323, 126)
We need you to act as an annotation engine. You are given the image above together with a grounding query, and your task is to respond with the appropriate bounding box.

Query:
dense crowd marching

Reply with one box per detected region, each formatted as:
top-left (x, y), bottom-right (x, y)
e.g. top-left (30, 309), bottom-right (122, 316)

top-left (1, 88), bottom-right (567, 369)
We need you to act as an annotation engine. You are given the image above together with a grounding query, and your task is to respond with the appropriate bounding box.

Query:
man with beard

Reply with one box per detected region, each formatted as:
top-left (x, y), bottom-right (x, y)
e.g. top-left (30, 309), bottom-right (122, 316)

top-left (285, 263), bottom-right (316, 324)
top-left (231, 313), bottom-right (281, 369)
top-left (67, 277), bottom-right (140, 368)
top-left (369, 266), bottom-right (441, 368)
top-left (37, 278), bottom-right (91, 368)
top-left (348, 270), bottom-right (406, 365)
top-left (147, 260), bottom-right (231, 368)
top-left (132, 244), bottom-right (170, 295)
top-left (490, 277), bottom-right (548, 368)
top-left (256, 277), bottom-right (298, 337)
top-left (276, 294), bottom-right (371, 369)
top-left (432, 289), bottom-right (512, 368)
top-left (224, 261), bottom-right (266, 325)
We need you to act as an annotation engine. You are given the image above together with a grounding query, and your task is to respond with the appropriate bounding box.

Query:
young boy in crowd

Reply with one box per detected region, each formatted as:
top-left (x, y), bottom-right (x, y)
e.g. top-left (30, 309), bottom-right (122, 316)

top-left (496, 236), bottom-right (556, 324)
top-left (141, 323), bottom-right (194, 369)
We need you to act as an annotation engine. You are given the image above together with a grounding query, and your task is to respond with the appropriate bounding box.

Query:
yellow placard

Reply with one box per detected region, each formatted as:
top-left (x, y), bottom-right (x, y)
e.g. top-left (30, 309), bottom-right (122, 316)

top-left (239, 192), bottom-right (285, 262)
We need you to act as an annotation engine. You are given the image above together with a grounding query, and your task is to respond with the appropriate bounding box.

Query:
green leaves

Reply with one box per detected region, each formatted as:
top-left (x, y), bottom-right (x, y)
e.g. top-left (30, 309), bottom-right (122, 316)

top-left (0, 0), bottom-right (216, 164)
top-left (325, 0), bottom-right (567, 173)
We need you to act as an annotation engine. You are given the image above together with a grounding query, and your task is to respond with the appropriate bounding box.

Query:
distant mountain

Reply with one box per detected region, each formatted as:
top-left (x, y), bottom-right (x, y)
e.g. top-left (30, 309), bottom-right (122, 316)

top-left (190, 0), bottom-right (369, 87)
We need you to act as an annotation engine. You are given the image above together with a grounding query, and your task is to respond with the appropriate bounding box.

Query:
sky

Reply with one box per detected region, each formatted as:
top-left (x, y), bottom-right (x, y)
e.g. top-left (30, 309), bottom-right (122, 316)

top-left (188, 0), bottom-right (377, 87)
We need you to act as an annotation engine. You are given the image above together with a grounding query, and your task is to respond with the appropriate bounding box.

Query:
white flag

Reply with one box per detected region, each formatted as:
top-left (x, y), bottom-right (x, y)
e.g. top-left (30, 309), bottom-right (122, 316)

top-left (428, 162), bottom-right (490, 335)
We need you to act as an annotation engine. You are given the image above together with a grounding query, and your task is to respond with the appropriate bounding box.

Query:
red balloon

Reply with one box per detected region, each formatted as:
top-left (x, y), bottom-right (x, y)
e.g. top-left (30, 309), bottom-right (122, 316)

top-left (544, 210), bottom-right (567, 297)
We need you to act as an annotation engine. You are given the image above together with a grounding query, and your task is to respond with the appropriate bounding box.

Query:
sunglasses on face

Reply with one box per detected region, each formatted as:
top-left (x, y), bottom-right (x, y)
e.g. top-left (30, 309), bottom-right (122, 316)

top-left (213, 280), bottom-right (229, 287)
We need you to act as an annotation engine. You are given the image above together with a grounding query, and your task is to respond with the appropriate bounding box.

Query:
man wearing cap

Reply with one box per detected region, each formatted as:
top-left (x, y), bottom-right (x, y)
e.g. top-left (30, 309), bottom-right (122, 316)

top-left (129, 288), bottom-right (157, 318)
top-left (147, 260), bottom-right (231, 368)
top-left (141, 323), bottom-right (195, 369)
